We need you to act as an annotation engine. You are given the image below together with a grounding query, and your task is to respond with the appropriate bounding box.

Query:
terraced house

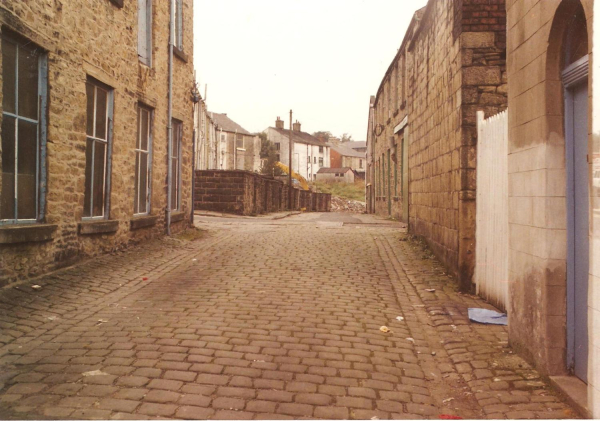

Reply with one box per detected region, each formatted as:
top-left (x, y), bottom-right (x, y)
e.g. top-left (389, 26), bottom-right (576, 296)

top-left (366, 0), bottom-right (507, 289)
top-left (0, 0), bottom-right (196, 286)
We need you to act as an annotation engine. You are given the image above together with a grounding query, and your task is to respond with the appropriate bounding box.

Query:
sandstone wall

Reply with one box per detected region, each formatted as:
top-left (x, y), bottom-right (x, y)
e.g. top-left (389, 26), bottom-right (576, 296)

top-left (0, 0), bottom-right (195, 286)
top-left (370, 0), bottom-right (507, 289)
top-left (194, 170), bottom-right (331, 216)
top-left (506, 0), bottom-right (594, 380)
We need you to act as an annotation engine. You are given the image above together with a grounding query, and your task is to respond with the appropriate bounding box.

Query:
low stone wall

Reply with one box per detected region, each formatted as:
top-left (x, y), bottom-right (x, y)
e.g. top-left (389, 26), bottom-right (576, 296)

top-left (194, 170), bottom-right (331, 216)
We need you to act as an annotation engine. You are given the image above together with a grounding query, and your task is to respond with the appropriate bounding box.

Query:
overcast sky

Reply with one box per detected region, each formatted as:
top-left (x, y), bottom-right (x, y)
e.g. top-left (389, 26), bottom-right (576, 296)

top-left (193, 0), bottom-right (428, 140)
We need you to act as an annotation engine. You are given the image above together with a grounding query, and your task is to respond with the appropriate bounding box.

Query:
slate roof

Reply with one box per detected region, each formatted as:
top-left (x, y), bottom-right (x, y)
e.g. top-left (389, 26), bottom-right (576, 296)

top-left (346, 141), bottom-right (366, 150)
top-left (317, 167), bottom-right (353, 174)
top-left (210, 112), bottom-right (252, 135)
top-left (328, 142), bottom-right (366, 158)
top-left (270, 127), bottom-right (327, 147)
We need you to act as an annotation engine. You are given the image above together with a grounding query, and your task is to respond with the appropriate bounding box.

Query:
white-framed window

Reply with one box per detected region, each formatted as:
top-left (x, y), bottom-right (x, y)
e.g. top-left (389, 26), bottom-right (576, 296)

top-left (138, 0), bottom-right (152, 66)
top-left (307, 155), bottom-right (310, 163)
top-left (319, 146), bottom-right (323, 153)
top-left (236, 133), bottom-right (243, 148)
top-left (84, 79), bottom-right (113, 219)
top-left (313, 156), bottom-right (316, 164)
top-left (170, 119), bottom-right (182, 211)
top-left (1, 33), bottom-right (48, 224)
top-left (174, 0), bottom-right (183, 50)
top-left (275, 142), bottom-right (280, 151)
top-left (319, 157), bottom-right (323, 167)
top-left (134, 105), bottom-right (152, 215)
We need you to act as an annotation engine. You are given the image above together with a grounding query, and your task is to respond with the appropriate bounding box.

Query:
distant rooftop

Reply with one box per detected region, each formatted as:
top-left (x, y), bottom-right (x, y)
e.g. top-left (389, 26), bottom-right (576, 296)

top-left (317, 167), bottom-right (353, 174)
top-left (269, 127), bottom-right (328, 147)
top-left (209, 112), bottom-right (251, 135)
top-left (346, 141), bottom-right (366, 149)
top-left (327, 142), bottom-right (366, 158)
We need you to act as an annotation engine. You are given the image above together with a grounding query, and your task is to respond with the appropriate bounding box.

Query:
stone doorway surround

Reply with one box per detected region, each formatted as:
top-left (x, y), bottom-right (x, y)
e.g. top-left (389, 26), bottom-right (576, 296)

top-left (507, 0), bottom-right (596, 417)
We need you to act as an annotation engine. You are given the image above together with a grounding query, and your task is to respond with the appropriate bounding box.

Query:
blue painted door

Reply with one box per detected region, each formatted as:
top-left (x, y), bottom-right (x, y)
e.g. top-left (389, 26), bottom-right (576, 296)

top-left (567, 80), bottom-right (589, 383)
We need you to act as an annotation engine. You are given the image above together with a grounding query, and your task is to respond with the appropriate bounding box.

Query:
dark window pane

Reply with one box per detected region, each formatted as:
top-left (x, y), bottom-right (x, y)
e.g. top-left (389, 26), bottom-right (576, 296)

top-left (2, 38), bottom-right (16, 114)
top-left (17, 120), bottom-right (37, 219)
top-left (139, 153), bottom-right (148, 214)
top-left (2, 115), bottom-right (16, 174)
top-left (18, 46), bottom-right (39, 120)
top-left (93, 141), bottom-right (106, 217)
top-left (1, 115), bottom-right (16, 219)
top-left (83, 138), bottom-right (93, 217)
top-left (565, 8), bottom-right (588, 67)
top-left (136, 107), bottom-right (141, 149)
top-left (86, 83), bottom-right (94, 137)
top-left (17, 120), bottom-right (37, 176)
top-left (134, 152), bottom-right (140, 214)
top-left (95, 87), bottom-right (107, 140)
top-left (141, 108), bottom-right (149, 151)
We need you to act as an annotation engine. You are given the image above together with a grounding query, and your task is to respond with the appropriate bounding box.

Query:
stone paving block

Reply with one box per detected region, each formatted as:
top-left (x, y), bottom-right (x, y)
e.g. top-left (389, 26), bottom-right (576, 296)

top-left (0, 214), bottom-right (581, 421)
top-left (138, 402), bottom-right (178, 417)
top-left (176, 405), bottom-right (215, 420)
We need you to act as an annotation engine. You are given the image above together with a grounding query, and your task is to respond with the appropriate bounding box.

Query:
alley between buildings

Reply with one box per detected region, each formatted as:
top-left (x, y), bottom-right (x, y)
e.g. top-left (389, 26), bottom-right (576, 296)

top-left (0, 213), bottom-right (578, 420)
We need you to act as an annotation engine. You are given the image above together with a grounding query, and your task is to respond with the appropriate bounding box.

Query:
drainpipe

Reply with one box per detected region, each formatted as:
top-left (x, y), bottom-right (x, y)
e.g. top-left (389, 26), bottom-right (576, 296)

top-left (166, 0), bottom-right (174, 235)
top-left (191, 98), bottom-right (199, 224)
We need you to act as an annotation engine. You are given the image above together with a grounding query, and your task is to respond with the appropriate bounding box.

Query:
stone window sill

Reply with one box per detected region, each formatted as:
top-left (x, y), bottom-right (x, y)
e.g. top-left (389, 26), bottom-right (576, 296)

top-left (0, 224), bottom-right (57, 244)
top-left (79, 220), bottom-right (119, 235)
top-left (173, 47), bottom-right (188, 63)
top-left (171, 211), bottom-right (185, 223)
top-left (130, 215), bottom-right (159, 230)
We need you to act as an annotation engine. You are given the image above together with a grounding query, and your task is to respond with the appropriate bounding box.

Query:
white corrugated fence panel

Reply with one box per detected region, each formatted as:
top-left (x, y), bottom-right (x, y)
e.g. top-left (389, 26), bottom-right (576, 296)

top-left (475, 110), bottom-right (509, 312)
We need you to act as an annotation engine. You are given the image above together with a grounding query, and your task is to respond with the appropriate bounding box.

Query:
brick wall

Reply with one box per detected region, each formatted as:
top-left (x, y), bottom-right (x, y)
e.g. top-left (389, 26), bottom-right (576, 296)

top-left (194, 170), bottom-right (331, 215)
top-left (0, 0), bottom-right (196, 286)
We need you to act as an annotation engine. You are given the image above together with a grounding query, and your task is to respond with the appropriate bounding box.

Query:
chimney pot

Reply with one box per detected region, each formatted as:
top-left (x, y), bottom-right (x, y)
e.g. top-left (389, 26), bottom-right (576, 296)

top-left (275, 117), bottom-right (284, 129)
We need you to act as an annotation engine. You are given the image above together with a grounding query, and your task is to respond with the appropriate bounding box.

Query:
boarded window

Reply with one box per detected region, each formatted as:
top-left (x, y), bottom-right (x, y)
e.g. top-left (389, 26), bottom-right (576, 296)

top-left (138, 0), bottom-right (152, 66)
top-left (175, 0), bottom-right (183, 50)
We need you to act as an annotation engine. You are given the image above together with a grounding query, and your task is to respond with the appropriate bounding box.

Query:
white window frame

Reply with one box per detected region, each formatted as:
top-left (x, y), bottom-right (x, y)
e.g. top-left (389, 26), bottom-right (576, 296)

top-left (83, 79), bottom-right (113, 220)
top-left (134, 105), bottom-right (153, 215)
top-left (1, 34), bottom-right (48, 225)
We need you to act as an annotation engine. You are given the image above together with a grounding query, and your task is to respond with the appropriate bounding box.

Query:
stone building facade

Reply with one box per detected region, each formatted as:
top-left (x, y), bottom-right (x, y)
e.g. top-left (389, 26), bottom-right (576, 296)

top-left (210, 112), bottom-right (260, 172)
top-left (506, 0), bottom-right (598, 416)
top-left (328, 142), bottom-right (366, 178)
top-left (0, 0), bottom-right (196, 286)
top-left (264, 118), bottom-right (331, 182)
top-left (366, 0), bottom-right (507, 289)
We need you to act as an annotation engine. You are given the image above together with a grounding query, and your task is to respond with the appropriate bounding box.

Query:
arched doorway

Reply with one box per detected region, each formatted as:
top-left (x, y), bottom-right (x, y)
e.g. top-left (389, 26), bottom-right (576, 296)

top-left (560, 4), bottom-right (589, 383)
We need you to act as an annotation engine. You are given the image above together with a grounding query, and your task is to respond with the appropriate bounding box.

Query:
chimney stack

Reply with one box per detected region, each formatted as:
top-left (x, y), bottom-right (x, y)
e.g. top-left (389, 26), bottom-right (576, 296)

top-left (275, 117), bottom-right (284, 129)
top-left (292, 120), bottom-right (301, 132)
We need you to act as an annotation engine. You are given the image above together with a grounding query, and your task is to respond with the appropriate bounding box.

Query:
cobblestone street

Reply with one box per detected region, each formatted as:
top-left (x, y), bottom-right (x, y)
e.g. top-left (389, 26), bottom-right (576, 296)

top-left (0, 213), bottom-right (579, 420)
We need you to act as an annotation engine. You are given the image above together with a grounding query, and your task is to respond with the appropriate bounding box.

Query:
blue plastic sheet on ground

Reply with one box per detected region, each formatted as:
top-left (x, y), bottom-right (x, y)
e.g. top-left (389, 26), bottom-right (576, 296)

top-left (468, 308), bottom-right (508, 325)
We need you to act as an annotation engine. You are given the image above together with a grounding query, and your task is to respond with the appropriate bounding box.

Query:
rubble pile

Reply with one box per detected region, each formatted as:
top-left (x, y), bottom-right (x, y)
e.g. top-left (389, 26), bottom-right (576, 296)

top-left (331, 196), bottom-right (366, 213)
